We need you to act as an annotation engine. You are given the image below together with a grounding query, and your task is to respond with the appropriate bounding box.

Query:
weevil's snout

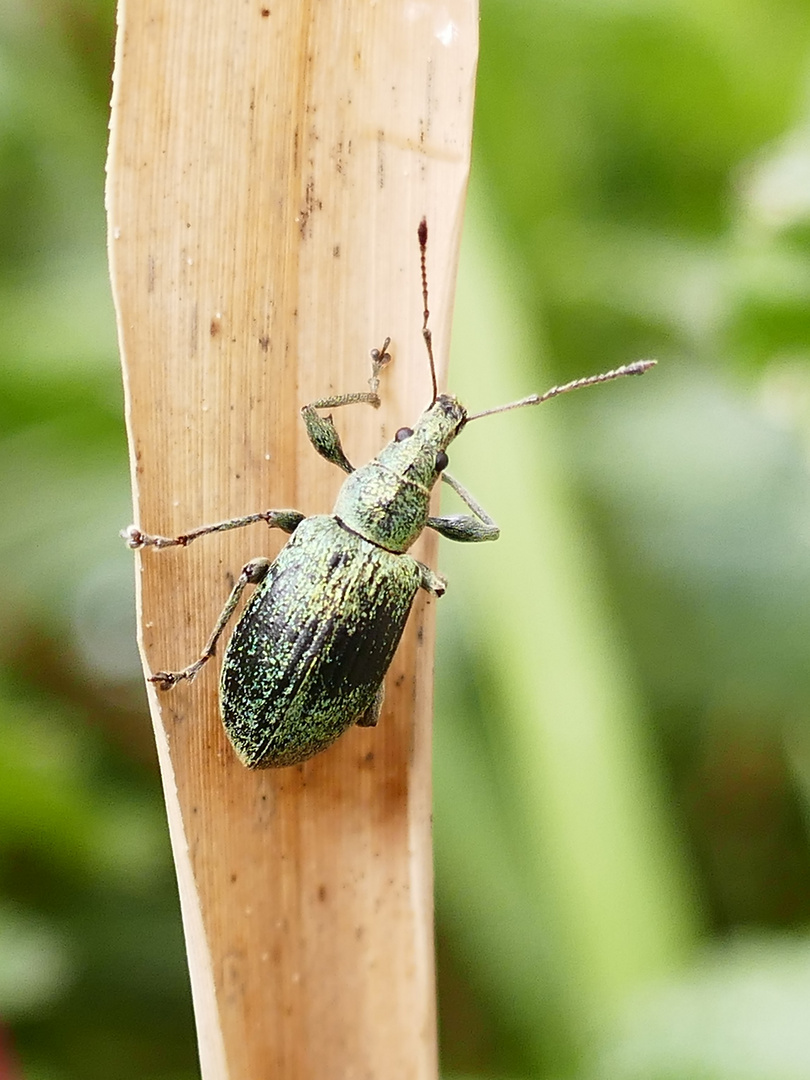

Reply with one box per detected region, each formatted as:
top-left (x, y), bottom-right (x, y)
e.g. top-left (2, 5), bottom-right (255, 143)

top-left (414, 394), bottom-right (468, 457)
top-left (371, 393), bottom-right (467, 493)
top-left (419, 394), bottom-right (467, 451)
top-left (433, 393), bottom-right (468, 436)
top-left (406, 393), bottom-right (467, 468)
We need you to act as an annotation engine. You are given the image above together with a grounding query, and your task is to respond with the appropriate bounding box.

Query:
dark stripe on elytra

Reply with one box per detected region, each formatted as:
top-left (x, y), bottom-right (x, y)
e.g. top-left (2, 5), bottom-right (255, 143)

top-left (320, 583), bottom-right (416, 698)
top-left (223, 563), bottom-right (310, 695)
top-left (224, 534), bottom-right (417, 750)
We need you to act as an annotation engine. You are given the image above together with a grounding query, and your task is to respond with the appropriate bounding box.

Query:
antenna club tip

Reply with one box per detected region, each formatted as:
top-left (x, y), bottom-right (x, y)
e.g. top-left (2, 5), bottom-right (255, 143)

top-left (418, 218), bottom-right (428, 246)
top-left (629, 359), bottom-right (657, 375)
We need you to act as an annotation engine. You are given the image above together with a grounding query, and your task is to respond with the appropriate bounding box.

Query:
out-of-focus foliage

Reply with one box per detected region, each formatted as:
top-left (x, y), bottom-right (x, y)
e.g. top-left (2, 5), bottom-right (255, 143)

top-left (0, 2), bottom-right (196, 1077)
top-left (435, 1), bottom-right (810, 1078)
top-left (1, 0), bottom-right (809, 1078)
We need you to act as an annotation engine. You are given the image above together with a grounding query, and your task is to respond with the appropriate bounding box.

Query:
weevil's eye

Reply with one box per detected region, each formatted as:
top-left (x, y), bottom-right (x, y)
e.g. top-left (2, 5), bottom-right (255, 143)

top-left (435, 450), bottom-right (449, 472)
top-left (395, 427), bottom-right (413, 442)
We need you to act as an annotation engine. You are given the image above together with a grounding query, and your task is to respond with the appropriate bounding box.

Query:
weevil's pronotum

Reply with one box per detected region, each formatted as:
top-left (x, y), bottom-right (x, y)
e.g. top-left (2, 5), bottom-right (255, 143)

top-left (124, 220), bottom-right (655, 768)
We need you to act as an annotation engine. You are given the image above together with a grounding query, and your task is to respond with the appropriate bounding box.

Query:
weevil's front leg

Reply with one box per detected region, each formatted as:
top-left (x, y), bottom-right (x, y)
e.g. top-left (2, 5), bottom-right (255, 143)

top-left (122, 509), bottom-right (304, 550)
top-left (301, 338), bottom-right (392, 474)
top-left (150, 557), bottom-right (271, 689)
top-left (427, 472), bottom-right (501, 543)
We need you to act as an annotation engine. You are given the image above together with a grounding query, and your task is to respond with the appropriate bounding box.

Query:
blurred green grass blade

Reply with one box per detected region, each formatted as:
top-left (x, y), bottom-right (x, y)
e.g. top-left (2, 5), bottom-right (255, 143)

top-left (592, 934), bottom-right (810, 1080)
top-left (0, 901), bottom-right (74, 1018)
top-left (434, 672), bottom-right (574, 1068)
top-left (437, 194), bottom-right (700, 1034)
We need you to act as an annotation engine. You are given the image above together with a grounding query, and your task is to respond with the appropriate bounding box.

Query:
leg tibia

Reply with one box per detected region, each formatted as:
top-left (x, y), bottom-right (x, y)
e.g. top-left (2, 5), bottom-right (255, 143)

top-left (300, 338), bottom-right (393, 473)
top-left (123, 510), bottom-right (304, 550)
top-left (149, 557), bottom-right (271, 690)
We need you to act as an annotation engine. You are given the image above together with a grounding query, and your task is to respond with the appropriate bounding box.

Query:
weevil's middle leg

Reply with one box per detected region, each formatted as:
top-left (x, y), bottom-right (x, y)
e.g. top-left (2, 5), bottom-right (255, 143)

top-left (417, 561), bottom-right (447, 596)
top-left (150, 557), bottom-right (271, 690)
top-left (122, 509), bottom-right (304, 550)
top-left (301, 337), bottom-right (393, 474)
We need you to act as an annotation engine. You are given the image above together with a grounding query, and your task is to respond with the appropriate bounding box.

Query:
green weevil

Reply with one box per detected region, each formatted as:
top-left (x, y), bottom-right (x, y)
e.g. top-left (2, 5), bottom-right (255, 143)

top-left (123, 219), bottom-right (654, 768)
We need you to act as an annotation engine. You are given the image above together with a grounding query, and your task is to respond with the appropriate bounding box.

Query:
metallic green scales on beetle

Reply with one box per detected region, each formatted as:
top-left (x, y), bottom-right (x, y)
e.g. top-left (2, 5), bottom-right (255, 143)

top-left (124, 220), bottom-right (655, 768)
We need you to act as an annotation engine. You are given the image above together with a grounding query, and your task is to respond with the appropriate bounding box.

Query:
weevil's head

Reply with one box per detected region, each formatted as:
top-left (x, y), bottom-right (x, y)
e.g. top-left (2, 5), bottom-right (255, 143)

top-left (332, 394), bottom-right (466, 553)
top-left (375, 393), bottom-right (467, 490)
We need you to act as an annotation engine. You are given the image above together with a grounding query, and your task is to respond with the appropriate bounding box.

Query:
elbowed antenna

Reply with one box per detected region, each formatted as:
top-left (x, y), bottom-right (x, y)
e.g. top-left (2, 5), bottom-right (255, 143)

top-left (466, 359), bottom-right (657, 421)
top-left (418, 218), bottom-right (439, 405)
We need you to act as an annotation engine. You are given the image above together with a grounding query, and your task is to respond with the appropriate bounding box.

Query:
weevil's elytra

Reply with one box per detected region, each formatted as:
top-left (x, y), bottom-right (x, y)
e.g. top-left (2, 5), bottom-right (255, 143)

top-left (220, 517), bottom-right (423, 767)
top-left (124, 220), bottom-right (656, 768)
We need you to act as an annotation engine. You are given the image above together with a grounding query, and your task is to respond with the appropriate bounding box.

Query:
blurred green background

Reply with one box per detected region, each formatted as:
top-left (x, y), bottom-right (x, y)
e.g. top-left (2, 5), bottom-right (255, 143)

top-left (2, 0), bottom-right (810, 1077)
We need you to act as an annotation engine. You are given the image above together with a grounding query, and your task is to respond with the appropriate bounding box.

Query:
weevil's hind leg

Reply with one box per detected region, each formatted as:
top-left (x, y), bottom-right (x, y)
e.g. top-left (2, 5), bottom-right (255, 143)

top-left (356, 682), bottom-right (385, 728)
top-left (301, 338), bottom-right (393, 475)
top-left (427, 472), bottom-right (500, 543)
top-left (150, 557), bottom-right (271, 690)
top-left (123, 509), bottom-right (304, 550)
